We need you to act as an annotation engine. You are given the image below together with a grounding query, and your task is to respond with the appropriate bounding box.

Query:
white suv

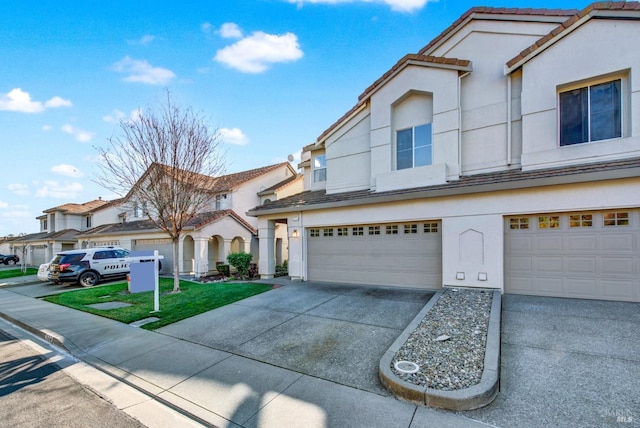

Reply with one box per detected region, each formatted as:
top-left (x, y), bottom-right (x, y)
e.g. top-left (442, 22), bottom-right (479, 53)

top-left (49, 247), bottom-right (131, 287)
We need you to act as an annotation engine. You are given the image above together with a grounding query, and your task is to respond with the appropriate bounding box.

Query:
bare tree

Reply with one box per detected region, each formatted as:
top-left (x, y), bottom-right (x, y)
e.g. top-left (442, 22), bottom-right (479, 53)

top-left (95, 91), bottom-right (226, 292)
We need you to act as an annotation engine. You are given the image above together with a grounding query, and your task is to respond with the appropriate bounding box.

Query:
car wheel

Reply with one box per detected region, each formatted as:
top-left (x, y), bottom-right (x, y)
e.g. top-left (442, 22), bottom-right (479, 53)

top-left (79, 271), bottom-right (99, 287)
top-left (6, 259), bottom-right (16, 265)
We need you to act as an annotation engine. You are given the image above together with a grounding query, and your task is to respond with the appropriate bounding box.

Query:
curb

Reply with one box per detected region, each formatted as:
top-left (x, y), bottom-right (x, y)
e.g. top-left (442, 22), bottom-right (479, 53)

top-left (379, 288), bottom-right (501, 411)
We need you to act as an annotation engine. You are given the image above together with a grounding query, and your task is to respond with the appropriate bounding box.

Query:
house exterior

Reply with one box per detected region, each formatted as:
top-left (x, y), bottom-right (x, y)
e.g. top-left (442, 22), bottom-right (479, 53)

top-left (10, 198), bottom-right (121, 266)
top-left (250, 2), bottom-right (640, 302)
top-left (77, 162), bottom-right (301, 276)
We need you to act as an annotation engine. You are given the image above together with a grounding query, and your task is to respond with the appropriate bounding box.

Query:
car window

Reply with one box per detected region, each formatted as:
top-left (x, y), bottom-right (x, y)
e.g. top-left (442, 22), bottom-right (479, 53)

top-left (114, 249), bottom-right (129, 258)
top-left (93, 250), bottom-right (115, 260)
top-left (59, 253), bottom-right (86, 264)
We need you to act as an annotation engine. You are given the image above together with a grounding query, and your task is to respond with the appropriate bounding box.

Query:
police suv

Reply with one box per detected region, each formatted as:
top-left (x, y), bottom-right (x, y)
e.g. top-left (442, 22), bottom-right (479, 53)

top-left (49, 247), bottom-right (132, 287)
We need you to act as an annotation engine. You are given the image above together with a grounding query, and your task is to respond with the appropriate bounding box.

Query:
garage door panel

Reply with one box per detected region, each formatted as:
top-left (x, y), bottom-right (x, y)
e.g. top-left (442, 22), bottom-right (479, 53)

top-left (506, 210), bottom-right (639, 302)
top-left (599, 234), bottom-right (634, 252)
top-left (566, 235), bottom-right (597, 251)
top-left (599, 257), bottom-right (634, 275)
top-left (566, 256), bottom-right (597, 274)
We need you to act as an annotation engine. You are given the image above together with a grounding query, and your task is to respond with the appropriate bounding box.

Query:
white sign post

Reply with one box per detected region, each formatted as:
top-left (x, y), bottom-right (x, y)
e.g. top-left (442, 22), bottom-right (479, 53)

top-left (153, 250), bottom-right (160, 313)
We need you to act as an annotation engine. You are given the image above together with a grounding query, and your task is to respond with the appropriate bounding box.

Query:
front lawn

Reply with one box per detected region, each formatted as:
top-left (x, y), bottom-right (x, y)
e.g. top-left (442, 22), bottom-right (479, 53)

top-left (43, 278), bottom-right (272, 330)
top-left (0, 268), bottom-right (38, 279)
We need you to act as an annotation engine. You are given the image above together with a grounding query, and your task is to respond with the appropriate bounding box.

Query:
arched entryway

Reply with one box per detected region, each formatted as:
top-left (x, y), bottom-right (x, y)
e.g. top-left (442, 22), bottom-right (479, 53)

top-left (183, 235), bottom-right (195, 274)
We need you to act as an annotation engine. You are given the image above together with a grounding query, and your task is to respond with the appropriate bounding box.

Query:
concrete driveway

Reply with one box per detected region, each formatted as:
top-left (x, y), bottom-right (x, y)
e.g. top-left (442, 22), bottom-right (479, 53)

top-left (157, 280), bottom-right (435, 396)
top-left (466, 294), bottom-right (640, 427)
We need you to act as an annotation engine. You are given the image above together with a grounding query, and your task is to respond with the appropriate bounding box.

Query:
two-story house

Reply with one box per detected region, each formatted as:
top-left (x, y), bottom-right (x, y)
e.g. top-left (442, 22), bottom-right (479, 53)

top-left (10, 198), bottom-right (121, 266)
top-left (250, 2), bottom-right (640, 302)
top-left (77, 162), bottom-right (301, 276)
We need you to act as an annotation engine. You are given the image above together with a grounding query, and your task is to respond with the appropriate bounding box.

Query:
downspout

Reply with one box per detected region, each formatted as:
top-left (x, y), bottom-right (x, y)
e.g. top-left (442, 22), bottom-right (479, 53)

top-left (458, 71), bottom-right (471, 174)
top-left (506, 72), bottom-right (512, 166)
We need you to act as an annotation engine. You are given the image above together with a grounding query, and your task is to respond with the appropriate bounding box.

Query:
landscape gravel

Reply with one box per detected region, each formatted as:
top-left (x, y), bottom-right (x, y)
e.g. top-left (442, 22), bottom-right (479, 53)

top-left (391, 287), bottom-right (493, 391)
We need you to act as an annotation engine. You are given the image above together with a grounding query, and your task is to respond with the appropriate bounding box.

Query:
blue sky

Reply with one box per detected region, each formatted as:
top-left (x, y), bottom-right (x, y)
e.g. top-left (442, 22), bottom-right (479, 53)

top-left (0, 0), bottom-right (589, 236)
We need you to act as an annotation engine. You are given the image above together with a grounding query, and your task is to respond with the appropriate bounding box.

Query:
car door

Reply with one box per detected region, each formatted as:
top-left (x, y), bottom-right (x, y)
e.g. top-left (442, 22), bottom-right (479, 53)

top-left (112, 249), bottom-right (131, 275)
top-left (90, 250), bottom-right (113, 277)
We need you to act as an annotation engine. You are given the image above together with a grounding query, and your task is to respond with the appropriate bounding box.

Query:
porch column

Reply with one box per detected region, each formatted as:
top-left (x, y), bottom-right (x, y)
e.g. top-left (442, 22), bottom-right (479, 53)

top-left (222, 239), bottom-right (233, 265)
top-left (258, 220), bottom-right (275, 279)
top-left (193, 237), bottom-right (209, 278)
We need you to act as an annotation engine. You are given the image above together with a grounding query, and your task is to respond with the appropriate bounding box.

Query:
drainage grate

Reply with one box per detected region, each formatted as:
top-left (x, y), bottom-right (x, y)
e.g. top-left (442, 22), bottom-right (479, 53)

top-left (394, 360), bottom-right (420, 374)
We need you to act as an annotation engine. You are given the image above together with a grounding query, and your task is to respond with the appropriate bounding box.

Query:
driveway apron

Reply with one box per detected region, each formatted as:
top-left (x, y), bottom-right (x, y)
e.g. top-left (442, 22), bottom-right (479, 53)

top-left (156, 281), bottom-right (434, 396)
top-left (465, 294), bottom-right (640, 428)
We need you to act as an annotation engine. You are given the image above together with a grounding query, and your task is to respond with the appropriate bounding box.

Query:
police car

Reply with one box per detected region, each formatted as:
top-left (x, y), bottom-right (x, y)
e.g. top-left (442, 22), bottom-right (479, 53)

top-left (49, 247), bottom-right (132, 287)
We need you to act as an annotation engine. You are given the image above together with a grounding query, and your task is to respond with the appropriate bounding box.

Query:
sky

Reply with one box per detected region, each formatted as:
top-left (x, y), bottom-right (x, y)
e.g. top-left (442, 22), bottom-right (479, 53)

top-left (0, 0), bottom-right (590, 237)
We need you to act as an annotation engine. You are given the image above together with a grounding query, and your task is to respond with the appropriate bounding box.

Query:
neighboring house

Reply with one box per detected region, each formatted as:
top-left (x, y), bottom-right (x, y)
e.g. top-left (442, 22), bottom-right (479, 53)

top-left (77, 162), bottom-right (301, 276)
top-left (11, 198), bottom-right (121, 265)
top-left (250, 3), bottom-right (640, 302)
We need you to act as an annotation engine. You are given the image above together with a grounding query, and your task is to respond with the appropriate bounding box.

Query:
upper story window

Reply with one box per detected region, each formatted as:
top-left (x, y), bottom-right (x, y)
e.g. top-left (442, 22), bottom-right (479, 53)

top-left (215, 194), bottom-right (227, 210)
top-left (559, 79), bottom-right (621, 146)
top-left (314, 155), bottom-right (327, 182)
top-left (86, 216), bottom-right (92, 228)
top-left (397, 123), bottom-right (432, 170)
top-left (42, 219), bottom-right (48, 231)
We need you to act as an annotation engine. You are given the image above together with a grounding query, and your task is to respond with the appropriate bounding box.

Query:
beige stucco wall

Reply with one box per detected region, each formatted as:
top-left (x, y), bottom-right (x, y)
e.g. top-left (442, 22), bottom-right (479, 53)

top-left (520, 20), bottom-right (640, 170)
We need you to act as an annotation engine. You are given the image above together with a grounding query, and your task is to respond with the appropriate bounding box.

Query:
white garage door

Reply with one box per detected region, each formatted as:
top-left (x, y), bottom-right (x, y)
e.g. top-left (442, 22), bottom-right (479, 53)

top-left (307, 222), bottom-right (442, 289)
top-left (32, 246), bottom-right (46, 266)
top-left (133, 239), bottom-right (173, 274)
top-left (505, 210), bottom-right (640, 302)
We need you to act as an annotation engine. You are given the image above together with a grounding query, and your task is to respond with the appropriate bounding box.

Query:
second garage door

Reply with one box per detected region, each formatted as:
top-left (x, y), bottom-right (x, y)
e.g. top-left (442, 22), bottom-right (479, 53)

top-left (505, 210), bottom-right (640, 302)
top-left (307, 222), bottom-right (442, 289)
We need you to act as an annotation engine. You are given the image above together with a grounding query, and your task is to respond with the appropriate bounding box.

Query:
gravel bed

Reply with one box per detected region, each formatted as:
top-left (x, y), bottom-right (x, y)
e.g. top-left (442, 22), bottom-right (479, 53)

top-left (391, 287), bottom-right (493, 391)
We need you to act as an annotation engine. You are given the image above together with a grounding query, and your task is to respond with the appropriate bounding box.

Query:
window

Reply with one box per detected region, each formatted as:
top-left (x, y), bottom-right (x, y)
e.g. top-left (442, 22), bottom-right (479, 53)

top-left (424, 222), bottom-right (439, 233)
top-left (42, 219), bottom-right (48, 231)
top-left (314, 155), bottom-right (327, 182)
top-left (386, 225), bottom-right (398, 235)
top-left (352, 226), bottom-right (364, 236)
top-left (570, 214), bottom-right (593, 228)
top-left (604, 212), bottom-right (629, 226)
top-left (509, 218), bottom-right (529, 230)
top-left (397, 123), bottom-right (432, 170)
top-left (323, 228), bottom-right (334, 237)
top-left (559, 79), bottom-right (621, 146)
top-left (404, 224), bottom-right (417, 234)
top-left (86, 216), bottom-right (92, 228)
top-left (337, 227), bottom-right (348, 236)
top-left (538, 216), bottom-right (560, 229)
top-left (215, 194), bottom-right (226, 210)
top-left (368, 226), bottom-right (380, 235)
top-left (310, 228), bottom-right (320, 237)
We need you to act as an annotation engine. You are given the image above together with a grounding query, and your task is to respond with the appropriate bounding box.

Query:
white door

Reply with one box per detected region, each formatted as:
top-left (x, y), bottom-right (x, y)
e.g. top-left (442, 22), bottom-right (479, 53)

top-left (306, 222), bottom-right (442, 289)
top-left (505, 210), bottom-right (640, 302)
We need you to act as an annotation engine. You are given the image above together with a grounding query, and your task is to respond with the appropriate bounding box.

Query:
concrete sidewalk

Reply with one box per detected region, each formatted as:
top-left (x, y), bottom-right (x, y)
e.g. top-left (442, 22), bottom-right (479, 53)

top-left (0, 281), bottom-right (484, 428)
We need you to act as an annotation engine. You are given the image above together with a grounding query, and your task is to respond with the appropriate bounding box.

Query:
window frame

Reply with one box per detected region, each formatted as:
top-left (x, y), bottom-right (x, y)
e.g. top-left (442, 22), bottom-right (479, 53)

top-left (396, 123), bottom-right (433, 170)
top-left (558, 77), bottom-right (623, 147)
top-left (313, 154), bottom-right (327, 183)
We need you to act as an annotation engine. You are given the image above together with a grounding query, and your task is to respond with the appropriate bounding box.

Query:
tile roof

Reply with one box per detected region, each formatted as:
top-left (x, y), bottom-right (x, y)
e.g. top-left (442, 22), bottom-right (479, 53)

top-left (43, 199), bottom-right (109, 214)
top-left (249, 157), bottom-right (640, 215)
top-left (12, 229), bottom-right (80, 243)
top-left (258, 174), bottom-right (303, 196)
top-left (505, 1), bottom-right (640, 71)
top-left (78, 209), bottom-right (256, 237)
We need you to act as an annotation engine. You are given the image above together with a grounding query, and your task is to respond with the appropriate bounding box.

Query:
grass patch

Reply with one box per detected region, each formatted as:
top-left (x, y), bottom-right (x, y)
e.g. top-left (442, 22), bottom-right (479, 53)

top-left (0, 268), bottom-right (38, 279)
top-left (43, 278), bottom-right (272, 330)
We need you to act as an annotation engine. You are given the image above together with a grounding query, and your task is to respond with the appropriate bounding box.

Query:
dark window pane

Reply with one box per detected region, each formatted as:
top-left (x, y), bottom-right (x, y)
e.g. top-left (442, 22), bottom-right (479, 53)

top-left (560, 88), bottom-right (588, 146)
top-left (590, 80), bottom-right (621, 141)
top-left (397, 129), bottom-right (413, 152)
top-left (397, 149), bottom-right (412, 170)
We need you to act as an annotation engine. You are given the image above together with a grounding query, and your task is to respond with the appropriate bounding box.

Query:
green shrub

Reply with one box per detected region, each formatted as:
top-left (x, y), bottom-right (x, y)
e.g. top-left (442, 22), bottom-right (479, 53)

top-left (216, 263), bottom-right (230, 277)
top-left (275, 259), bottom-right (288, 277)
top-left (227, 252), bottom-right (253, 279)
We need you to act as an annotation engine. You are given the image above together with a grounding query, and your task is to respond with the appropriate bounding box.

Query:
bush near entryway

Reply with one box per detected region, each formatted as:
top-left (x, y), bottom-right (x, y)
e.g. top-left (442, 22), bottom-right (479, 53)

top-left (227, 252), bottom-right (253, 279)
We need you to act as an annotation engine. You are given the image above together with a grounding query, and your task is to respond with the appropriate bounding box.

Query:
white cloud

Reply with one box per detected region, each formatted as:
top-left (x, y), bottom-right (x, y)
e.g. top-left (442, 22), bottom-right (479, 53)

top-left (128, 34), bottom-right (156, 45)
top-left (42, 125), bottom-right (52, 131)
top-left (215, 32), bottom-right (303, 73)
top-left (112, 56), bottom-right (176, 85)
top-left (218, 22), bottom-right (243, 39)
top-left (51, 164), bottom-right (84, 178)
top-left (35, 181), bottom-right (84, 198)
top-left (201, 22), bottom-right (213, 34)
top-left (220, 127), bottom-right (249, 146)
top-left (0, 88), bottom-right (72, 113)
top-left (8, 183), bottom-right (29, 196)
top-left (0, 200), bottom-right (8, 209)
top-left (103, 109), bottom-right (126, 124)
top-left (286, 0), bottom-right (430, 12)
top-left (62, 123), bottom-right (94, 142)
top-left (44, 96), bottom-right (73, 108)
